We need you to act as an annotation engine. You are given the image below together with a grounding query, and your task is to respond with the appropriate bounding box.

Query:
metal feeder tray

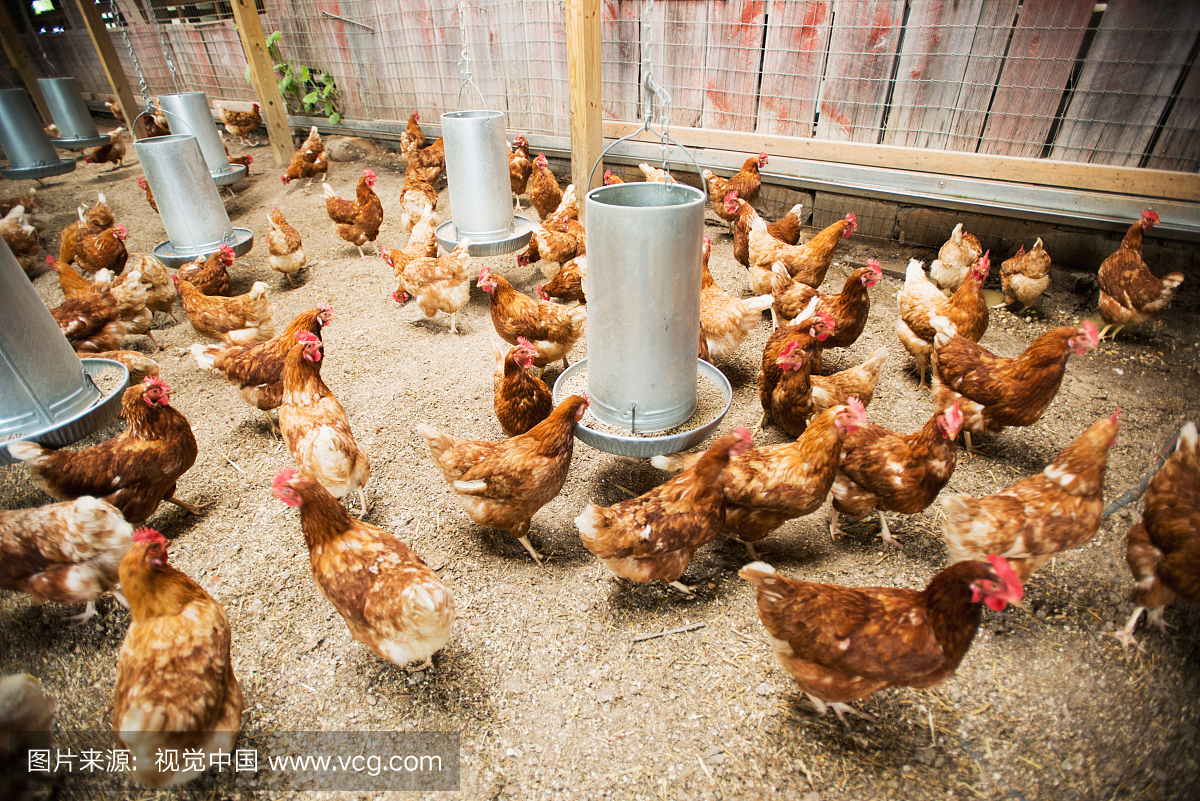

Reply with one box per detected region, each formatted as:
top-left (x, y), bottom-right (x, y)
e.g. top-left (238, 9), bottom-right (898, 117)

top-left (0, 358), bottom-right (130, 466)
top-left (435, 214), bottom-right (536, 257)
top-left (50, 133), bottom-right (111, 150)
top-left (153, 227), bottom-right (255, 269)
top-left (211, 162), bottom-right (248, 187)
top-left (552, 358), bottom-right (732, 459)
top-left (0, 158), bottom-right (76, 181)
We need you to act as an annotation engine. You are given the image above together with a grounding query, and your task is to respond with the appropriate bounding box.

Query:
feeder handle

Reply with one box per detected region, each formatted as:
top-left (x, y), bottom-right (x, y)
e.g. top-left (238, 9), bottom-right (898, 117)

top-left (132, 105), bottom-right (194, 140)
top-left (585, 127), bottom-right (705, 196)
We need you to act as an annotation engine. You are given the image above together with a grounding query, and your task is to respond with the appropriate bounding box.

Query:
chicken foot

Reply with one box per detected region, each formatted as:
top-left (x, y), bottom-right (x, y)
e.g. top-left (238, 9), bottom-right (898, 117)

top-left (667, 580), bottom-right (698, 597)
top-left (67, 600), bottom-right (100, 625)
top-left (517, 535), bottom-right (545, 566)
top-left (354, 487), bottom-right (370, 519)
top-left (805, 693), bottom-right (876, 727)
top-left (261, 409), bottom-right (280, 439)
top-left (876, 510), bottom-right (898, 547)
top-left (1107, 605), bottom-right (1171, 651)
top-left (165, 494), bottom-right (202, 515)
top-left (1097, 324), bottom-right (1125, 342)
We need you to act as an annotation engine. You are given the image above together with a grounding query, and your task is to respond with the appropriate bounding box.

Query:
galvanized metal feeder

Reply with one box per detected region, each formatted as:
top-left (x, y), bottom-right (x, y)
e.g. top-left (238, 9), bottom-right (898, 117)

top-left (552, 14), bottom-right (730, 458)
top-left (38, 77), bottom-right (110, 150)
top-left (158, 91), bottom-right (247, 187)
top-left (433, 8), bottom-right (534, 257)
top-left (0, 239), bottom-right (128, 464)
top-left (0, 88), bottom-right (76, 180)
top-left (135, 133), bottom-right (253, 267)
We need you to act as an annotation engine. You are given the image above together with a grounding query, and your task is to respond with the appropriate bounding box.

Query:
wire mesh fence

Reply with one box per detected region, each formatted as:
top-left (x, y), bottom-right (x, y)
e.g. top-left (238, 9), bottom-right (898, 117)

top-left (1, 1), bottom-right (1197, 175)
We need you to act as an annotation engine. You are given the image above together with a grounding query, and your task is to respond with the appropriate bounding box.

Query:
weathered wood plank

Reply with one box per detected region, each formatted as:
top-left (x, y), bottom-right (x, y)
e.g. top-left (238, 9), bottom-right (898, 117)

top-left (649, 0), bottom-right (708, 129)
top-left (942, 0), bottom-right (1021, 153)
top-left (1146, 57), bottom-right (1200, 172)
top-left (979, 0), bottom-right (1093, 158)
top-left (882, 0), bottom-right (987, 150)
top-left (701, 0), bottom-right (765, 132)
top-left (757, 0), bottom-right (832, 138)
top-left (603, 119), bottom-right (1200, 201)
top-left (71, 0), bottom-right (139, 136)
top-left (600, 0), bottom-right (639, 123)
top-left (814, 0), bottom-right (905, 143)
top-left (0, 3), bottom-right (52, 124)
top-left (568, 0), bottom-right (604, 197)
top-left (230, 0), bottom-right (293, 165)
top-left (1051, 1), bottom-right (1200, 166)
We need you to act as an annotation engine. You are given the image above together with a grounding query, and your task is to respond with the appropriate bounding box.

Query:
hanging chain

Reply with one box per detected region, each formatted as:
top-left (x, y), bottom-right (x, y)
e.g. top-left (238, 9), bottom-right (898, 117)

top-left (640, 0), bottom-right (673, 172)
top-left (150, 1), bottom-right (183, 93)
top-left (111, 0), bottom-right (150, 107)
top-left (455, 0), bottom-right (485, 109)
top-left (17, 0), bottom-right (57, 77)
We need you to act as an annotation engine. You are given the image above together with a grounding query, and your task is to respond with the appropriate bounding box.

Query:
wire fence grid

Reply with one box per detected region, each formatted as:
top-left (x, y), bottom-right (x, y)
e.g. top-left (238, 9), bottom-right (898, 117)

top-left (2, 0), bottom-right (1196, 173)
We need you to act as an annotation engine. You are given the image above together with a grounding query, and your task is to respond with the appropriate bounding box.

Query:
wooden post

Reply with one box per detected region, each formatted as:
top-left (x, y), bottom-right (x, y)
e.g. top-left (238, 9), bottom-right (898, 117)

top-left (0, 4), bottom-right (53, 125)
top-left (229, 0), bottom-right (294, 167)
top-left (566, 0), bottom-right (602, 222)
top-left (73, 0), bottom-right (140, 136)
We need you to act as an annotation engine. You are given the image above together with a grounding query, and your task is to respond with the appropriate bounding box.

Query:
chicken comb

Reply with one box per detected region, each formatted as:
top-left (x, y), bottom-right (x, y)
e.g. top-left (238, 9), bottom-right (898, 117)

top-left (362, 168), bottom-right (375, 178)
top-left (295, 331), bottom-right (320, 344)
top-left (219, 242), bottom-right (235, 256)
top-left (843, 212), bottom-right (857, 236)
top-left (986, 554), bottom-right (1023, 606)
top-left (113, 225), bottom-right (128, 239)
top-left (723, 190), bottom-right (739, 203)
top-left (1108, 407), bottom-right (1121, 425)
top-left (941, 398), bottom-right (963, 433)
top-left (271, 467), bottom-right (303, 506)
top-left (846, 396), bottom-right (867, 421)
top-left (703, 235), bottom-right (710, 247)
top-left (733, 426), bottom-right (753, 443)
top-left (1078, 320), bottom-right (1100, 348)
top-left (137, 176), bottom-right (147, 189)
top-left (1141, 209), bottom-right (1160, 224)
top-left (316, 301), bottom-right (335, 323)
top-left (974, 251), bottom-right (990, 277)
top-left (46, 255), bottom-right (56, 267)
top-left (815, 310), bottom-right (836, 339)
top-left (245, 155), bottom-right (254, 164)
top-left (132, 527), bottom-right (167, 547)
top-left (516, 336), bottom-right (535, 351)
top-left (866, 258), bottom-right (882, 276)
top-left (143, 375), bottom-right (171, 393)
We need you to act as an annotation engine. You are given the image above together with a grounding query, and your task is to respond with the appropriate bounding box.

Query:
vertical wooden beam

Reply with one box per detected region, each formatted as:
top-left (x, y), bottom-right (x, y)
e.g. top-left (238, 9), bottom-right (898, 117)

top-left (229, 0), bottom-right (294, 167)
top-left (566, 0), bottom-right (603, 221)
top-left (73, 0), bottom-right (140, 136)
top-left (0, 4), bottom-right (53, 124)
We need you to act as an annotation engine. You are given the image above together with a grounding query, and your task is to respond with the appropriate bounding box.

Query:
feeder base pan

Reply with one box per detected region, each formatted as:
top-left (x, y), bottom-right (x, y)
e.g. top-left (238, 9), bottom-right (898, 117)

top-left (153, 227), bottom-right (254, 268)
top-left (0, 358), bottom-right (130, 466)
top-left (552, 358), bottom-right (733, 458)
top-left (0, 158), bottom-right (76, 180)
top-left (51, 134), bottom-right (111, 150)
top-left (435, 214), bottom-right (536, 257)
top-left (212, 163), bottom-right (248, 187)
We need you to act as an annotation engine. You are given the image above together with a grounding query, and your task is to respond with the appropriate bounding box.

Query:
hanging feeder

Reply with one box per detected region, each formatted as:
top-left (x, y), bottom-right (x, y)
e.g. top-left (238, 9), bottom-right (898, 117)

top-left (0, 239), bottom-right (129, 464)
top-left (552, 7), bottom-right (730, 458)
top-left (38, 77), bottom-right (110, 150)
top-left (0, 88), bottom-right (76, 180)
top-left (434, 4), bottom-right (534, 256)
top-left (158, 92), bottom-right (247, 187)
top-left (135, 134), bottom-right (253, 267)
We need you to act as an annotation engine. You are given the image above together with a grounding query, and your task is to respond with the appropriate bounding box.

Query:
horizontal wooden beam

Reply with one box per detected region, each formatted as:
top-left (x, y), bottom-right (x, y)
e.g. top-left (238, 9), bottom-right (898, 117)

top-left (603, 121), bottom-right (1200, 203)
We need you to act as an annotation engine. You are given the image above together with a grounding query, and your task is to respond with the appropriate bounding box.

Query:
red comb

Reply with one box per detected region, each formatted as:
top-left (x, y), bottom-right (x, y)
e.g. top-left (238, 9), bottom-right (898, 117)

top-left (986, 554), bottom-right (1023, 607)
top-left (272, 467), bottom-right (297, 493)
top-left (46, 255), bottom-right (56, 266)
top-left (295, 331), bottom-right (320, 343)
top-left (144, 376), bottom-right (170, 392)
top-left (734, 425), bottom-right (753, 442)
top-left (847, 396), bottom-right (866, 418)
top-left (1108, 408), bottom-right (1121, 425)
top-left (516, 336), bottom-right (534, 350)
top-left (133, 527), bottom-right (167, 546)
top-left (1142, 209), bottom-right (1160, 224)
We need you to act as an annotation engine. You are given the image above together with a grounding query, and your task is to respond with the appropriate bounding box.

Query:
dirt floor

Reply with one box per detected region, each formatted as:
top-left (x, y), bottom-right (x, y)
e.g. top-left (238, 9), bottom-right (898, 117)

top-left (2, 126), bottom-right (1199, 801)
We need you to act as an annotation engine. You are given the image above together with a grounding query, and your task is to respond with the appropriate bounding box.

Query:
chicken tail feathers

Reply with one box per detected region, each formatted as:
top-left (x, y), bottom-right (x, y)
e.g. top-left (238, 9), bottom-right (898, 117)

top-left (903, 258), bottom-right (927, 285)
top-left (6, 440), bottom-right (49, 464)
top-left (744, 294), bottom-right (774, 314)
top-left (415, 423), bottom-right (454, 461)
top-left (650, 451), bottom-right (700, 475)
top-left (189, 342), bottom-right (222, 371)
top-left (738, 561), bottom-right (790, 602)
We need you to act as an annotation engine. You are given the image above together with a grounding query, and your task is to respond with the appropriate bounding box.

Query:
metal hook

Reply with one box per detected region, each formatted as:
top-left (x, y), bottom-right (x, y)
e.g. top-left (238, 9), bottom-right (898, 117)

top-left (455, 0), bottom-right (487, 110)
